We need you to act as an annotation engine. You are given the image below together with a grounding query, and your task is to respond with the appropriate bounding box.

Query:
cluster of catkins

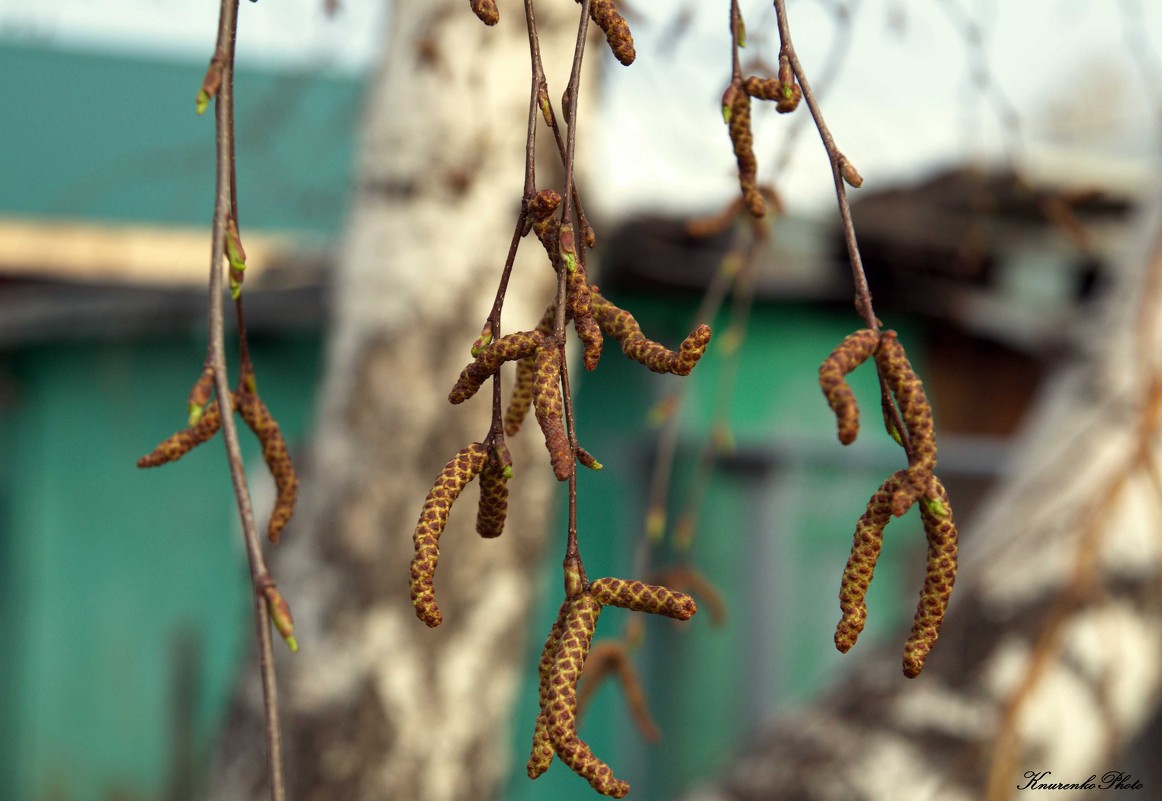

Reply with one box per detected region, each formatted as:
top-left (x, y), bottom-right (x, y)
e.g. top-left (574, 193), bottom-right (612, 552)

top-left (409, 190), bottom-right (712, 628)
top-left (818, 329), bottom-right (958, 678)
top-left (722, 57), bottom-right (804, 218)
top-left (408, 187), bottom-right (712, 794)
top-left (137, 363), bottom-right (299, 647)
top-left (526, 558), bottom-right (696, 797)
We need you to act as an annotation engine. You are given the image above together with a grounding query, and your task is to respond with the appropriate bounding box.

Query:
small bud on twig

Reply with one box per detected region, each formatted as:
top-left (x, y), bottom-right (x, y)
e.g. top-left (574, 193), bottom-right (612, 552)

top-left (186, 366), bottom-right (215, 427)
top-left (261, 580), bottom-right (298, 652)
top-left (839, 156), bottom-right (863, 189)
top-left (469, 0), bottom-right (499, 25)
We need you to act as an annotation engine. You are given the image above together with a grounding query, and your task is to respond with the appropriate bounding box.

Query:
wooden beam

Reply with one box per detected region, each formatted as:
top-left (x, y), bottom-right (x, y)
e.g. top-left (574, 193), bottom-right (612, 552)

top-left (0, 217), bottom-right (296, 285)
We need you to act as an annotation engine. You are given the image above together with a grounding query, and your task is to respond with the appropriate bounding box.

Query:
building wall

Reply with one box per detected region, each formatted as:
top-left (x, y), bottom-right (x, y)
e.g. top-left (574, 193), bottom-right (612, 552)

top-left (0, 331), bottom-right (321, 801)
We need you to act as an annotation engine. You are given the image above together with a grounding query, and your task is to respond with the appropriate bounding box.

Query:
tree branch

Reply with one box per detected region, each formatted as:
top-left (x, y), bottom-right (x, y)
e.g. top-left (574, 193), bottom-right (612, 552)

top-left (207, 2), bottom-right (285, 799)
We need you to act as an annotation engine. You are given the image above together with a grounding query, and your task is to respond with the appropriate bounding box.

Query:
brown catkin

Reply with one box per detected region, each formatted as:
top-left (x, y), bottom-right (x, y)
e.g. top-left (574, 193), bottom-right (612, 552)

top-left (475, 460), bottom-right (509, 539)
top-left (588, 577), bottom-right (697, 621)
top-left (528, 189), bottom-right (562, 223)
top-left (743, 75), bottom-right (802, 112)
top-left (561, 226), bottom-right (603, 371)
top-left (469, 0), bottom-right (498, 25)
top-left (449, 331), bottom-right (543, 404)
top-left (818, 328), bottom-right (879, 445)
top-left (505, 355), bottom-right (535, 436)
top-left (902, 477), bottom-right (958, 678)
top-left (875, 331), bottom-right (938, 515)
top-left (726, 84), bottom-right (765, 218)
top-left (237, 392), bottom-right (299, 543)
top-left (834, 470), bottom-right (906, 653)
top-left (591, 289), bottom-right (711, 376)
top-left (186, 366), bottom-right (215, 423)
top-left (532, 340), bottom-right (572, 481)
top-left (137, 395), bottom-right (232, 467)
top-left (575, 314), bottom-right (604, 372)
top-left (528, 599), bottom-right (571, 779)
top-left (533, 217), bottom-right (561, 269)
top-left (545, 595), bottom-right (629, 798)
top-left (506, 306), bottom-right (556, 436)
top-left (409, 443), bottom-right (487, 627)
top-left (587, 0), bottom-right (635, 66)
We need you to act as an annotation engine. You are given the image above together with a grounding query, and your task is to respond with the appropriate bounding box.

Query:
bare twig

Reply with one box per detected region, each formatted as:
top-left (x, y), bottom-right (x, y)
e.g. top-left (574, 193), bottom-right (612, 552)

top-left (206, 2), bottom-right (285, 798)
top-left (771, 0), bottom-right (913, 458)
top-left (772, 0), bottom-right (855, 177)
top-left (559, 0), bottom-right (594, 571)
top-left (771, 0), bottom-right (872, 329)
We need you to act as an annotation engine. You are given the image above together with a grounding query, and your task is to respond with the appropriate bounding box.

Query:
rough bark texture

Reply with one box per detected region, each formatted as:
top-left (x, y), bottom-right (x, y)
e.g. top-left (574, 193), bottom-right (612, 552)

top-left (682, 202), bottom-right (1162, 801)
top-left (207, 3), bottom-right (587, 799)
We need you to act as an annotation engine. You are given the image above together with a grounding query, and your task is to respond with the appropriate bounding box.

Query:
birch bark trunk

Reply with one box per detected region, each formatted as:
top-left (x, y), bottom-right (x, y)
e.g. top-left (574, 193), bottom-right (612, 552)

top-left (208, 3), bottom-right (587, 799)
top-left (683, 199), bottom-right (1162, 801)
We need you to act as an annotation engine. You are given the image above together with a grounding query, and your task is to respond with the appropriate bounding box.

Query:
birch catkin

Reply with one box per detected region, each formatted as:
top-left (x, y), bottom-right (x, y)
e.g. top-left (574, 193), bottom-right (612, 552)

top-left (545, 595), bottom-right (628, 797)
top-left (529, 577), bottom-right (696, 795)
top-left (409, 443), bottom-right (487, 627)
top-left (588, 578), bottom-right (698, 620)
top-left (586, 0), bottom-right (635, 66)
top-left (818, 328), bottom-right (878, 445)
top-left (137, 394), bottom-right (233, 467)
top-left (237, 391), bottom-right (299, 543)
top-left (724, 83), bottom-right (765, 218)
top-left (532, 339), bottom-right (572, 481)
top-left (528, 599), bottom-right (571, 779)
top-left (819, 329), bottom-right (958, 677)
top-left (449, 331), bottom-right (543, 404)
top-left (475, 441), bottom-right (511, 539)
top-left (834, 471), bottom-right (904, 653)
top-left (591, 289), bottom-right (712, 376)
top-left (875, 330), bottom-right (938, 516)
top-left (903, 477), bottom-right (958, 677)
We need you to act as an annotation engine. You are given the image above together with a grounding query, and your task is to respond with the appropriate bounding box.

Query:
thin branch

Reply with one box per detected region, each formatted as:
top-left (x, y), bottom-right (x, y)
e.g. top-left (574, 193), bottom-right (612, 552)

top-left (729, 0), bottom-right (743, 82)
top-left (637, 250), bottom-right (738, 571)
top-left (771, 0), bottom-right (873, 330)
top-left (771, 0), bottom-right (914, 458)
top-left (772, 0), bottom-right (856, 177)
top-left (674, 229), bottom-right (761, 553)
top-left (558, 0), bottom-right (594, 571)
top-left (207, 2), bottom-right (285, 799)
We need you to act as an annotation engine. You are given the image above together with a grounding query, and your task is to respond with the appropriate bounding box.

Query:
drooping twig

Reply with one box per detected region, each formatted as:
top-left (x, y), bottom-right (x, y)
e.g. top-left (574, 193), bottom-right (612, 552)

top-left (771, 0), bottom-right (913, 461)
top-left (205, 2), bottom-right (285, 798)
top-left (558, 0), bottom-right (594, 571)
top-left (771, 0), bottom-right (870, 329)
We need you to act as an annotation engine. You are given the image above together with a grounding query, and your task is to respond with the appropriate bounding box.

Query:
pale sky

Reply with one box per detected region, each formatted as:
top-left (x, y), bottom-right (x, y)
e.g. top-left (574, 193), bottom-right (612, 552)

top-left (1, 0), bottom-right (1159, 217)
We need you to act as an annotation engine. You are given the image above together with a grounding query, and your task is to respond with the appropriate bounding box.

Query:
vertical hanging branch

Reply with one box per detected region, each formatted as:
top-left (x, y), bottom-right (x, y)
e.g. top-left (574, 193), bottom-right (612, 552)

top-left (771, 0), bottom-right (867, 323)
top-left (199, 2), bottom-right (288, 798)
top-left (768, 0), bottom-right (960, 677)
top-left (557, 0), bottom-right (594, 576)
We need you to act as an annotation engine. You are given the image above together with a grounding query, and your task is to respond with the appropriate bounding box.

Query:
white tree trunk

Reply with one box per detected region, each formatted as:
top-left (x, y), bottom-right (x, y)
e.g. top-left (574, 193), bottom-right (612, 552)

top-left (209, 3), bottom-right (590, 799)
top-left (683, 200), bottom-right (1162, 801)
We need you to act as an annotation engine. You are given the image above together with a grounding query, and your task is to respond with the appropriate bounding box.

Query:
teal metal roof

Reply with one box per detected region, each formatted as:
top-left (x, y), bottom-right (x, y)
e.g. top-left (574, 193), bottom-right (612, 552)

top-left (0, 42), bottom-right (365, 238)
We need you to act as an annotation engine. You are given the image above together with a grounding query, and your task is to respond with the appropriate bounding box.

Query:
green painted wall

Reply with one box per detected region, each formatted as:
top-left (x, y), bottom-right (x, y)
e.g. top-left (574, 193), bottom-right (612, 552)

top-left (0, 331), bottom-right (321, 801)
top-left (0, 42), bottom-right (363, 236)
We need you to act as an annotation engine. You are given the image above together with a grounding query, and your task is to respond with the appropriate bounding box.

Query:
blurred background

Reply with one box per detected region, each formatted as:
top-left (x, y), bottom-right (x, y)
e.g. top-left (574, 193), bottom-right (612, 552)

top-left (2, 1), bottom-right (1161, 800)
